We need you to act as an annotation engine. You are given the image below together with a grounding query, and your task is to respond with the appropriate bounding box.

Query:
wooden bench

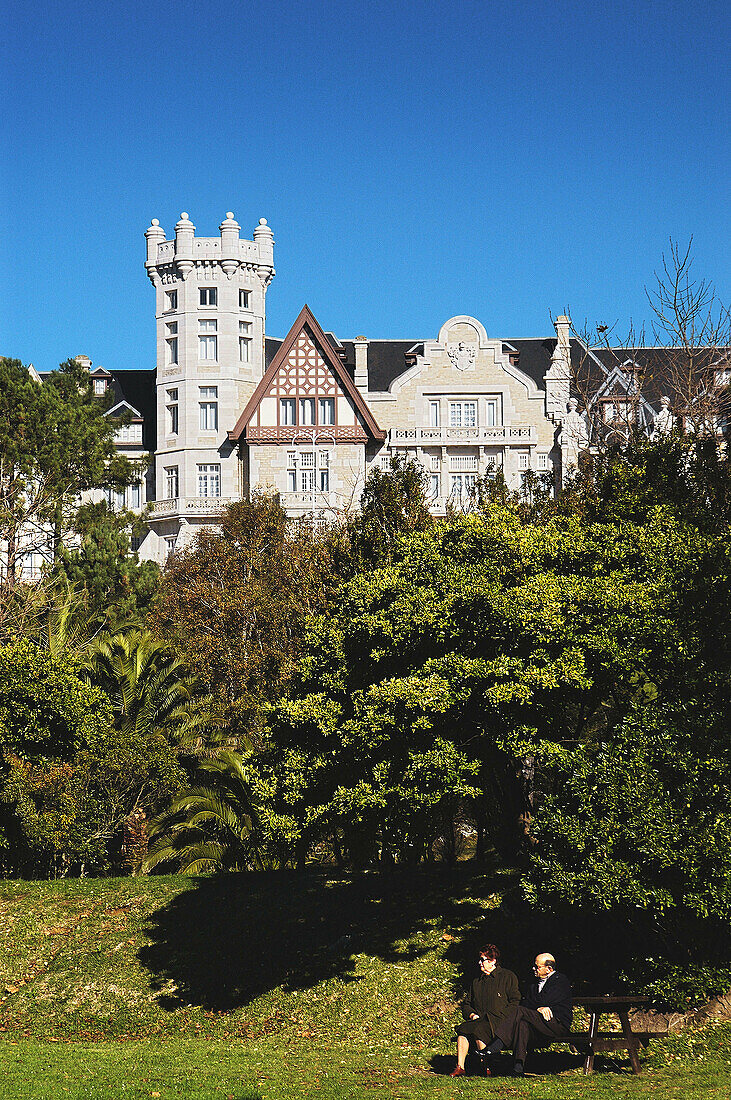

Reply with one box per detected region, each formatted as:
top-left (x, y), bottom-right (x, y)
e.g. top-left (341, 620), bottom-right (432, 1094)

top-left (569, 995), bottom-right (653, 1074)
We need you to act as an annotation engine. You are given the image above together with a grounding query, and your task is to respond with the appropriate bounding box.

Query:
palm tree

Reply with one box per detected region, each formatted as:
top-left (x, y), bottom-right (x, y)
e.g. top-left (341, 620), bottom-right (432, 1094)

top-left (143, 751), bottom-right (263, 873)
top-left (83, 628), bottom-right (214, 752)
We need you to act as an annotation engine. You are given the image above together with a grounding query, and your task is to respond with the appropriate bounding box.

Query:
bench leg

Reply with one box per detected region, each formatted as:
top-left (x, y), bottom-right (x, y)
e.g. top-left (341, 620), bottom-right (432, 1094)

top-left (584, 1012), bottom-right (598, 1074)
top-left (618, 1010), bottom-right (642, 1074)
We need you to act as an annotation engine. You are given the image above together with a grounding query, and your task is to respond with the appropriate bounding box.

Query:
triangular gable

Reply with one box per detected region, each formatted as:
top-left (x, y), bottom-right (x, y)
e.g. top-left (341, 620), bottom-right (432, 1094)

top-left (106, 399), bottom-right (143, 419)
top-left (229, 305), bottom-right (385, 442)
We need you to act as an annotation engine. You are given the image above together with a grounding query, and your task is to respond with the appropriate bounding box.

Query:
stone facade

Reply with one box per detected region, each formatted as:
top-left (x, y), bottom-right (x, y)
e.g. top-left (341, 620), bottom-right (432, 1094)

top-left (134, 209), bottom-right (590, 562)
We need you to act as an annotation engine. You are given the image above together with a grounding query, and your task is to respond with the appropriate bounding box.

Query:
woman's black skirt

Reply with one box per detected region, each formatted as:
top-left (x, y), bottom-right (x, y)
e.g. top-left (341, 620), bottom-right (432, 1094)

top-left (456, 1017), bottom-right (493, 1045)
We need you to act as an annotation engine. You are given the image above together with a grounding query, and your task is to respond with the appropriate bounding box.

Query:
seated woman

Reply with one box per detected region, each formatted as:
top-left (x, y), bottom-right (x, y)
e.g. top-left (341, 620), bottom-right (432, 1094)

top-left (450, 944), bottom-right (520, 1077)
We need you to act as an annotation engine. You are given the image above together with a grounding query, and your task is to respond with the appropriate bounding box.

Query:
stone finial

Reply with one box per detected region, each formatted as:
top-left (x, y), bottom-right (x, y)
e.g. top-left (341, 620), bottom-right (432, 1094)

top-left (145, 218), bottom-right (166, 263)
top-left (253, 217), bottom-right (274, 242)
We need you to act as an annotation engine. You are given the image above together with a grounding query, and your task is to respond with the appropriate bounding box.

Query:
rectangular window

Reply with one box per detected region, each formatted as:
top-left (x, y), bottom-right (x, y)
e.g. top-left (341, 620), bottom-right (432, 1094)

top-left (239, 289), bottom-right (250, 309)
top-left (319, 450), bottom-right (330, 491)
top-left (300, 451), bottom-right (315, 467)
top-left (518, 453), bottom-right (529, 470)
top-left (198, 319), bottom-right (217, 360)
top-left (301, 468), bottom-right (315, 492)
top-left (166, 290), bottom-right (178, 311)
top-left (165, 466), bottom-right (179, 498)
top-left (166, 321), bottom-right (178, 335)
top-left (449, 401), bottom-right (477, 428)
top-left (485, 399), bottom-right (498, 427)
top-left (280, 398), bottom-right (296, 425)
top-left (93, 378), bottom-right (107, 395)
top-left (130, 482), bottom-right (141, 509)
top-left (319, 397), bottom-right (335, 425)
top-left (430, 454), bottom-right (440, 471)
top-left (429, 473), bottom-right (440, 498)
top-left (116, 423), bottom-right (143, 443)
top-left (450, 474), bottom-right (464, 497)
top-left (239, 321), bottom-right (252, 363)
top-left (537, 453), bottom-right (548, 469)
top-left (166, 388), bottom-right (179, 435)
top-left (199, 386), bottom-right (218, 431)
top-left (299, 398), bottom-right (316, 426)
top-left (167, 337), bottom-right (179, 365)
top-left (429, 401), bottom-right (440, 427)
top-left (197, 463), bottom-right (221, 498)
top-left (199, 287), bottom-right (217, 306)
top-left (164, 536), bottom-right (177, 558)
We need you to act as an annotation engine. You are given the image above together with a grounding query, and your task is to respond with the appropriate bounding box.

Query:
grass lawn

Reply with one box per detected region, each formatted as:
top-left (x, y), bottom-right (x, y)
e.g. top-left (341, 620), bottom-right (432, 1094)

top-left (0, 1031), bottom-right (730, 1099)
top-left (0, 871), bottom-right (728, 1096)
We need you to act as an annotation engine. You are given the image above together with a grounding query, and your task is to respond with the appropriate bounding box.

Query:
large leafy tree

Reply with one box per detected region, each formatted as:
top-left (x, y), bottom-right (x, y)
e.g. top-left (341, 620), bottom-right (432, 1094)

top-left (0, 638), bottom-right (114, 876)
top-left (262, 502), bottom-right (709, 868)
top-left (152, 494), bottom-right (334, 742)
top-left (0, 356), bottom-right (137, 583)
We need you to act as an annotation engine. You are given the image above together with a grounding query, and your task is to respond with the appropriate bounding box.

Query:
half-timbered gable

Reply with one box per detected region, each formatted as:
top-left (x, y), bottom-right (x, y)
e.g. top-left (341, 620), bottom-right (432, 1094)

top-left (229, 305), bottom-right (385, 519)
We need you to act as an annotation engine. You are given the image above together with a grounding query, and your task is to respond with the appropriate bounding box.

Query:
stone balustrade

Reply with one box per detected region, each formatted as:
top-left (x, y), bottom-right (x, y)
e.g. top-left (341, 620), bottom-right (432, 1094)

top-left (388, 425), bottom-right (536, 445)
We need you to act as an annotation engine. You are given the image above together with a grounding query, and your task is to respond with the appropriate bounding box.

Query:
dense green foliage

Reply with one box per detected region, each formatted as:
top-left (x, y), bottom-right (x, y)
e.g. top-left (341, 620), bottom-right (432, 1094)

top-left (152, 494), bottom-right (334, 741)
top-left (0, 357), bottom-right (139, 581)
top-left (53, 503), bottom-right (159, 630)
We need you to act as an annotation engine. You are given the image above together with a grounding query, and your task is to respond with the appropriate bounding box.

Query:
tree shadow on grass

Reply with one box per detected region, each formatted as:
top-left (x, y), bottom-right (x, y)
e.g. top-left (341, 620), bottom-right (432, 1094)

top-left (139, 866), bottom-right (495, 1011)
top-left (138, 865), bottom-right (650, 1014)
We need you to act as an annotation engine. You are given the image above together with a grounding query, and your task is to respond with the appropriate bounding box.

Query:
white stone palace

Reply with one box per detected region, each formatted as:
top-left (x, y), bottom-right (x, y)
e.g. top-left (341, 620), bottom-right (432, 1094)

top-left (29, 208), bottom-right (711, 570)
top-left (131, 209), bottom-right (591, 562)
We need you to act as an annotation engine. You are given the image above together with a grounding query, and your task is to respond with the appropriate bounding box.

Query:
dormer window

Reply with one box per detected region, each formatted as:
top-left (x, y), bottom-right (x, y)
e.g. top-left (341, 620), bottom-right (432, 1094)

top-left (94, 378), bottom-right (107, 395)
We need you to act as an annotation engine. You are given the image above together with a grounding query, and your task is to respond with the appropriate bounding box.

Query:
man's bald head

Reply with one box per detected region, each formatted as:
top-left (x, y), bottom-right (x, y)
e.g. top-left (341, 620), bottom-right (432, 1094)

top-left (533, 953), bottom-right (556, 976)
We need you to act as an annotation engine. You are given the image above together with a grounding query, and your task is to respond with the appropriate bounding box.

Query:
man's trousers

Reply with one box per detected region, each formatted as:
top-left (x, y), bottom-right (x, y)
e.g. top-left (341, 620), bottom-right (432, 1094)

top-left (493, 1006), bottom-right (567, 1063)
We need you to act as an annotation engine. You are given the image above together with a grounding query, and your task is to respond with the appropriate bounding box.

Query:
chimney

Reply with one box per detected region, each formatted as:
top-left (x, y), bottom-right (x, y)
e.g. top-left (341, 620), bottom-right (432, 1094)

top-left (354, 336), bottom-right (369, 392)
top-left (555, 315), bottom-right (571, 357)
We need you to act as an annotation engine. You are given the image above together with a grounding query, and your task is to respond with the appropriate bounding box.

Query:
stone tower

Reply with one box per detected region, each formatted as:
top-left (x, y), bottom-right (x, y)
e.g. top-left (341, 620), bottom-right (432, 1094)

top-left (143, 211), bottom-right (275, 557)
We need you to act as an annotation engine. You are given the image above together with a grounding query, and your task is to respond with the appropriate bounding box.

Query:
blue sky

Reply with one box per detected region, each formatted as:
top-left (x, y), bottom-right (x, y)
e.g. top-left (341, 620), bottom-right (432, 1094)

top-left (2, 0), bottom-right (729, 373)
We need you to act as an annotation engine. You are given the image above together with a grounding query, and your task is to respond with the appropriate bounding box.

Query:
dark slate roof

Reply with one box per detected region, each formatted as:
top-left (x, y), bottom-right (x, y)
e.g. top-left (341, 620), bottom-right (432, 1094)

top-left (265, 337), bottom-right (283, 369)
top-left (340, 341), bottom-right (424, 391)
top-left (109, 369), bottom-right (157, 450)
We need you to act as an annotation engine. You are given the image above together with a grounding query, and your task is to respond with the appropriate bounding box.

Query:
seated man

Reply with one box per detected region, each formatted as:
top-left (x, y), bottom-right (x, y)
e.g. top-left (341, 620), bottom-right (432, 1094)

top-left (484, 952), bottom-right (573, 1077)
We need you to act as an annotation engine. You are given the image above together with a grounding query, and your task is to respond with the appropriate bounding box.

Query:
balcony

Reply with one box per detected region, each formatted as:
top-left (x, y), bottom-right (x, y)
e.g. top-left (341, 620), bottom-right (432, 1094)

top-left (388, 425), bottom-right (536, 445)
top-left (148, 496), bottom-right (236, 519)
top-left (278, 491), bottom-right (335, 510)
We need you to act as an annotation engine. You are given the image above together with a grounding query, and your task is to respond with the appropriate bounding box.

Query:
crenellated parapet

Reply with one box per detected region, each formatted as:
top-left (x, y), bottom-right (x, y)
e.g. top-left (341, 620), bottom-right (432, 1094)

top-left (144, 212), bottom-right (275, 286)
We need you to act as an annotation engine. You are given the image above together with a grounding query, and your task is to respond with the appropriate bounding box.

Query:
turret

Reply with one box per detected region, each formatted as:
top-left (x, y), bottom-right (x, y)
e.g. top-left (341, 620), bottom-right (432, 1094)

top-left (219, 212), bottom-right (241, 278)
top-left (174, 212), bottom-right (196, 279)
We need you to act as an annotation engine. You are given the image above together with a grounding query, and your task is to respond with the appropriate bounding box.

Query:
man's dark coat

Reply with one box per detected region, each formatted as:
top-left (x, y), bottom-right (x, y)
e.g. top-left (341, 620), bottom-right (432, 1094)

top-left (521, 971), bottom-right (573, 1030)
